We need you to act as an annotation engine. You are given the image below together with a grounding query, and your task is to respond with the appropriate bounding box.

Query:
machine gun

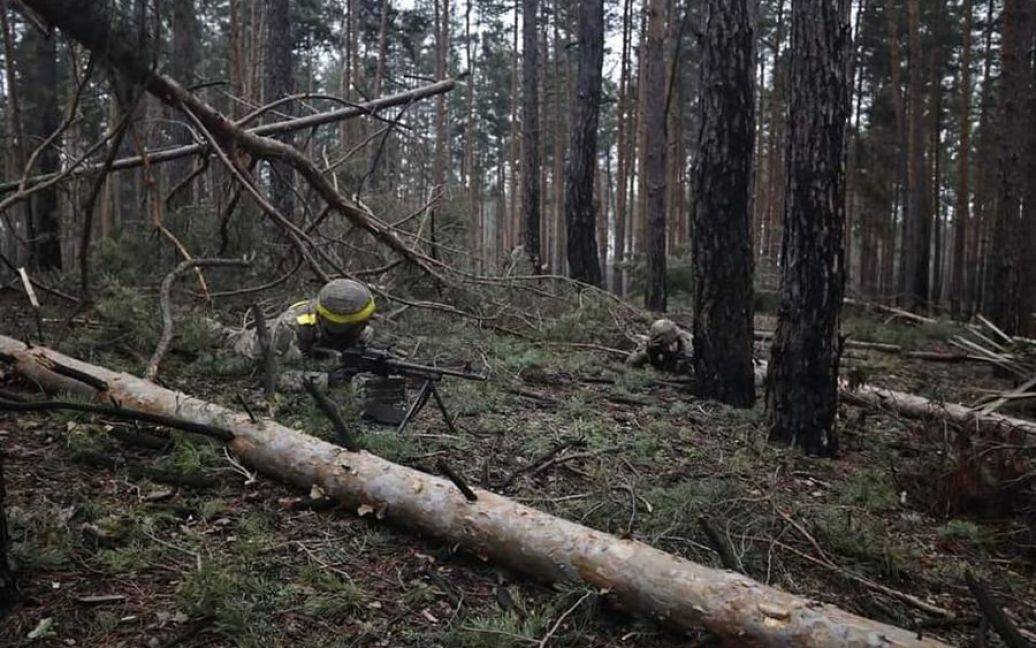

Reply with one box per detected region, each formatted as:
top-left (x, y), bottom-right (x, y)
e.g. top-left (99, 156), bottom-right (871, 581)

top-left (323, 346), bottom-right (486, 434)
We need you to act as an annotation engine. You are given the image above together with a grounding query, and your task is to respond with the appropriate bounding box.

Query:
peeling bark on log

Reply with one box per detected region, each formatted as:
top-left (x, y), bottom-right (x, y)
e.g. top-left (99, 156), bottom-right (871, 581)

top-left (0, 335), bottom-right (952, 647)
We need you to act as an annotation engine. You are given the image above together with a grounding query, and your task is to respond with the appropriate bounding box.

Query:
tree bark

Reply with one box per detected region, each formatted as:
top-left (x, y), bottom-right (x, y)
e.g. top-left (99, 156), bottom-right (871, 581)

top-left (983, 0), bottom-right (1032, 334)
top-left (0, 335), bottom-right (952, 648)
top-left (950, 0), bottom-right (973, 317)
top-left (21, 19), bottom-right (61, 271)
top-left (264, 0), bottom-right (295, 220)
top-left (430, 0), bottom-right (450, 261)
top-left (565, 0), bottom-right (604, 286)
top-left (692, 0), bottom-right (756, 407)
top-left (902, 0), bottom-right (930, 311)
top-left (521, 0), bottom-right (541, 268)
top-left (167, 0), bottom-right (201, 208)
top-left (766, 0), bottom-right (850, 457)
top-left (642, 0), bottom-right (666, 310)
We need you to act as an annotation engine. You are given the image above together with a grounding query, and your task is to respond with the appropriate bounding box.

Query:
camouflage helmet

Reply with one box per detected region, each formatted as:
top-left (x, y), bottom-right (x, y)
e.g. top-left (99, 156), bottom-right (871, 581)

top-left (648, 318), bottom-right (681, 347)
top-left (315, 279), bottom-right (375, 336)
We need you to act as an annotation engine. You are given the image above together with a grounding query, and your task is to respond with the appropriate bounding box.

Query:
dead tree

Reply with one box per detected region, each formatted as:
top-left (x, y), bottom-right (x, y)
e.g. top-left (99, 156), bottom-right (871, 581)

top-left (692, 0), bottom-right (756, 407)
top-left (766, 0), bottom-right (851, 456)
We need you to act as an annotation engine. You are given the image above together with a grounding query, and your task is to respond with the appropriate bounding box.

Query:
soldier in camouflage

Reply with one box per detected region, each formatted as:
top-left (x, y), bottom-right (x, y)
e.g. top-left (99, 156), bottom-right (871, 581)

top-left (627, 318), bottom-right (693, 374)
top-left (223, 278), bottom-right (376, 363)
top-left (213, 279), bottom-right (381, 392)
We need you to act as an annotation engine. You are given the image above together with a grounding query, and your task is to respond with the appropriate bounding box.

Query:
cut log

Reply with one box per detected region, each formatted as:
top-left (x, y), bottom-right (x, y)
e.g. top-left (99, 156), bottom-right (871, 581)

top-left (0, 335), bottom-right (951, 647)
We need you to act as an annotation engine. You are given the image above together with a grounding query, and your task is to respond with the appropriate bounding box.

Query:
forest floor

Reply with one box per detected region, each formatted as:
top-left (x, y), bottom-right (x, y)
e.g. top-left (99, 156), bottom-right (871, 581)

top-left (0, 275), bottom-right (1034, 647)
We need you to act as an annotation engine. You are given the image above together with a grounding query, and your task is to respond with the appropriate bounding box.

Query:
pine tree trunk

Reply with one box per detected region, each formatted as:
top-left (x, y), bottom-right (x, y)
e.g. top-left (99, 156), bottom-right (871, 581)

top-left (521, 0), bottom-right (541, 267)
top-left (902, 0), bottom-right (930, 310)
top-left (0, 0), bottom-right (28, 266)
top-left (766, 0), bottom-right (850, 457)
top-left (885, 0), bottom-right (907, 299)
top-left (264, 0), bottom-right (295, 219)
top-left (551, 4), bottom-right (566, 273)
top-left (612, 0), bottom-right (634, 294)
top-left (928, 16), bottom-right (944, 307)
top-left (763, 0), bottom-right (786, 274)
top-left (22, 21), bottom-right (61, 271)
top-left (969, 0), bottom-right (996, 315)
top-left (642, 0), bottom-right (666, 309)
top-left (950, 0), bottom-right (972, 316)
top-left (431, 0), bottom-right (450, 261)
top-left (168, 0), bottom-right (201, 208)
top-left (565, 0), bottom-right (605, 286)
top-left (692, 0), bottom-right (756, 407)
top-left (983, 0), bottom-right (1031, 334)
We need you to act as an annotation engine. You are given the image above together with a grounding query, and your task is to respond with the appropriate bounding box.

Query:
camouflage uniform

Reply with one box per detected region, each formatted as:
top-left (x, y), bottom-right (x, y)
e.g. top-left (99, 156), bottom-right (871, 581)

top-left (627, 319), bottom-right (694, 374)
top-left (212, 280), bottom-right (378, 391)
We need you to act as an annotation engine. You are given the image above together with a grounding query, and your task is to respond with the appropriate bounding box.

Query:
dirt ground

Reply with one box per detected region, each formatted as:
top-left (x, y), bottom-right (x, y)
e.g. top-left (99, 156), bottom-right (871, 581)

top-left (0, 278), bottom-right (1033, 647)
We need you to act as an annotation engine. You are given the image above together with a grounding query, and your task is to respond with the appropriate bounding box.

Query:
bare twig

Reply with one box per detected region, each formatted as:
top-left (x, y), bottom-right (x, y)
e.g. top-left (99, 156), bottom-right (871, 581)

top-left (302, 378), bottom-right (359, 451)
top-left (147, 258), bottom-right (250, 380)
top-left (249, 303), bottom-right (278, 399)
top-left (436, 458), bottom-right (478, 502)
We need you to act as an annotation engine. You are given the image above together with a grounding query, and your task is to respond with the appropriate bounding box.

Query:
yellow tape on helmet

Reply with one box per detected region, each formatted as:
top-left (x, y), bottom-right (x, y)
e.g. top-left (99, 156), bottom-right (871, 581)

top-left (315, 297), bottom-right (375, 325)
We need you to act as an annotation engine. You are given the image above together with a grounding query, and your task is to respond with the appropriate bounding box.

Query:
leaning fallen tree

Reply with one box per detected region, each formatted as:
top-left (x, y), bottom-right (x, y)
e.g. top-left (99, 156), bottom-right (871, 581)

top-left (0, 335), bottom-right (950, 647)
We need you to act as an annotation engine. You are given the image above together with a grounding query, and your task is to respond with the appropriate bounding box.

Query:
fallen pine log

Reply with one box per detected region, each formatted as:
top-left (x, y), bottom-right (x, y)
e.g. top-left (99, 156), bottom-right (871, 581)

top-left (754, 330), bottom-right (981, 363)
top-left (0, 335), bottom-right (951, 647)
top-left (753, 361), bottom-right (1036, 439)
top-left (842, 383), bottom-right (1036, 438)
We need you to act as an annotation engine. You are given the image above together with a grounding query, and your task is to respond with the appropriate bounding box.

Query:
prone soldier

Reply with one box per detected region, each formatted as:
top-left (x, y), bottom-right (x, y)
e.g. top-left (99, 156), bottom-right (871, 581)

top-left (626, 318), bottom-right (693, 374)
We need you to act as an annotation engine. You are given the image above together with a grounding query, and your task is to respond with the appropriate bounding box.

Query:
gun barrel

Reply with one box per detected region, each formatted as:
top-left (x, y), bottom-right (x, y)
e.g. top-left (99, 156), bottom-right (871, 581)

top-left (386, 358), bottom-right (487, 381)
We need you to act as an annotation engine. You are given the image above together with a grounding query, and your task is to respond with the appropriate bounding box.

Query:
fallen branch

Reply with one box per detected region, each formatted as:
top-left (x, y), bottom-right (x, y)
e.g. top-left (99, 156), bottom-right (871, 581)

top-left (0, 395), bottom-right (233, 442)
top-left (843, 298), bottom-right (938, 325)
top-left (147, 258), bottom-right (249, 381)
top-left (0, 334), bottom-right (951, 647)
top-left (302, 378), bottom-right (359, 451)
top-left (0, 80), bottom-right (458, 196)
top-left (964, 570), bottom-right (1033, 648)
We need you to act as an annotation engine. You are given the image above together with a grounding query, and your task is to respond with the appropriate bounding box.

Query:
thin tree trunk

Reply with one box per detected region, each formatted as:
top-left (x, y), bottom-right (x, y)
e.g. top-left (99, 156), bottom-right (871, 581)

top-left (692, 0), bottom-right (756, 407)
top-left (642, 0), bottom-right (666, 309)
top-left (764, 0), bottom-right (787, 273)
top-left (521, 0), bottom-right (541, 268)
top-left (612, 0), bottom-right (634, 294)
top-left (264, 0), bottom-right (294, 219)
top-left (551, 4), bottom-right (566, 273)
top-left (950, 0), bottom-right (973, 316)
top-left (969, 0), bottom-right (996, 315)
top-left (902, 0), bottom-right (929, 310)
top-left (766, 0), bottom-right (851, 457)
top-left (21, 19), bottom-right (61, 270)
top-left (885, 0), bottom-right (907, 299)
top-left (430, 0), bottom-right (450, 261)
top-left (565, 0), bottom-right (605, 286)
